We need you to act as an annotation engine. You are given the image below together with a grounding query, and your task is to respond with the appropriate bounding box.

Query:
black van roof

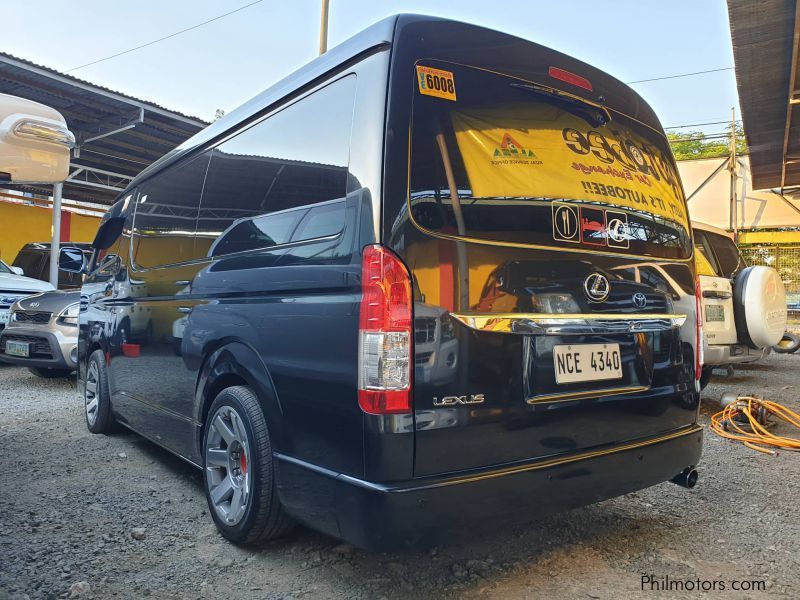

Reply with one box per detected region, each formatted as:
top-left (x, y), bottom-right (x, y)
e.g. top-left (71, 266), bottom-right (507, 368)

top-left (128, 14), bottom-right (661, 194)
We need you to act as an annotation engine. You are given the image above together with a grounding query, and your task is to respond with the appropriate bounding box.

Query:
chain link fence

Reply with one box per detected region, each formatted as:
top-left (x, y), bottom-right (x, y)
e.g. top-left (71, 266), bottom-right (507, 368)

top-left (740, 244), bottom-right (800, 330)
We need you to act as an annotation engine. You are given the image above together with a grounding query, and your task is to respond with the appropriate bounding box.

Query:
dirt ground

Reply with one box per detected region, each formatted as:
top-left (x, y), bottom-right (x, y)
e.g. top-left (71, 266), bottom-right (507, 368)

top-left (1, 353), bottom-right (798, 600)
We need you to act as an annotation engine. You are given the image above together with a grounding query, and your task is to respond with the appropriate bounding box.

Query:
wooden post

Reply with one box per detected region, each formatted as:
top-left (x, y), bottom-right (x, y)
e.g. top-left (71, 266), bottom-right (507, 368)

top-left (319, 0), bottom-right (330, 55)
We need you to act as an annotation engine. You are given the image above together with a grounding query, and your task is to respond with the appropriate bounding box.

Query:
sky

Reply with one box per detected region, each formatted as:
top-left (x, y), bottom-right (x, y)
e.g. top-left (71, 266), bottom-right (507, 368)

top-left (3, 1), bottom-right (740, 137)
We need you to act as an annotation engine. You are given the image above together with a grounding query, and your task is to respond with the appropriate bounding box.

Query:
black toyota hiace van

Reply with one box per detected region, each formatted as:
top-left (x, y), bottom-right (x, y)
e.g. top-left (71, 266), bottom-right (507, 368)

top-left (64, 15), bottom-right (703, 550)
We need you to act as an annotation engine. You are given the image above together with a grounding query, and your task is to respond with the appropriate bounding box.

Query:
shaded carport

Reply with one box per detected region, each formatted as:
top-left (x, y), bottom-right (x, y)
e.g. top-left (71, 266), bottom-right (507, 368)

top-left (0, 52), bottom-right (207, 283)
top-left (728, 0), bottom-right (800, 191)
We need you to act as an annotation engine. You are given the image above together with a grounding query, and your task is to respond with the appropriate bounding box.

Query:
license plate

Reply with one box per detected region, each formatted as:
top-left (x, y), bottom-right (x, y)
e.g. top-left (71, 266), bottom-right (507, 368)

top-left (554, 343), bottom-right (622, 384)
top-left (705, 304), bottom-right (725, 322)
top-left (5, 340), bottom-right (30, 357)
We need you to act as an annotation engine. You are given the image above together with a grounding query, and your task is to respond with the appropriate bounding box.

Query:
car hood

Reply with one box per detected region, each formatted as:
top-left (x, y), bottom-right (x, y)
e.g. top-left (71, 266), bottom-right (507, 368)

top-left (16, 290), bottom-right (80, 312)
top-left (0, 272), bottom-right (55, 294)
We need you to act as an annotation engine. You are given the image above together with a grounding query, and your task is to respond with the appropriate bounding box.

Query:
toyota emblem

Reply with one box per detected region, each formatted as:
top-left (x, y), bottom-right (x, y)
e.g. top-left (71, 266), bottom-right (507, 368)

top-left (632, 292), bottom-right (647, 309)
top-left (584, 273), bottom-right (610, 302)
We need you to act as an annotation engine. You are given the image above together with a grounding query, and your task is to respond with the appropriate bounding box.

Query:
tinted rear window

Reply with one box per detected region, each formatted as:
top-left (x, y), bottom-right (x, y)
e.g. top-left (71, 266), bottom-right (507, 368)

top-left (409, 61), bottom-right (691, 259)
top-left (705, 230), bottom-right (745, 278)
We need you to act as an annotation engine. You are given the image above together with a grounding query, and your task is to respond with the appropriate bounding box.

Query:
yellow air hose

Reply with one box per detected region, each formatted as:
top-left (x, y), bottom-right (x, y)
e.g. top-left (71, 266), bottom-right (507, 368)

top-left (709, 395), bottom-right (800, 455)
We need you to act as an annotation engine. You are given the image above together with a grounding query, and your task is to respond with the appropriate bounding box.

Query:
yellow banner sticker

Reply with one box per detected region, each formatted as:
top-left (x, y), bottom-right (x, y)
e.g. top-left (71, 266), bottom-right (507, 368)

top-left (417, 66), bottom-right (456, 101)
top-left (450, 104), bottom-right (688, 228)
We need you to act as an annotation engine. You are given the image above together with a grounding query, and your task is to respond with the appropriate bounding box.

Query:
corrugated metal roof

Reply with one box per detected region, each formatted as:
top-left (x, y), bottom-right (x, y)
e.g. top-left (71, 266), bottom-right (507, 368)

top-left (0, 51), bottom-right (208, 205)
top-left (729, 0), bottom-right (800, 190)
top-left (0, 52), bottom-right (206, 123)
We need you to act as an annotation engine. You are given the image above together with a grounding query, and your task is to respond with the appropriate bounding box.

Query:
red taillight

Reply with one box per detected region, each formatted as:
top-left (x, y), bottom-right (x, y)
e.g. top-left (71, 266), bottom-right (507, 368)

top-left (358, 245), bottom-right (412, 414)
top-left (695, 275), bottom-right (704, 384)
top-left (548, 66), bottom-right (593, 91)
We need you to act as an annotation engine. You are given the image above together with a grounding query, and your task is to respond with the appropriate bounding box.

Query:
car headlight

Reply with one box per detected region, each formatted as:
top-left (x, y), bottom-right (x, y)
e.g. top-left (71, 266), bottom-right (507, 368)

top-left (532, 293), bottom-right (581, 314)
top-left (57, 302), bottom-right (80, 325)
top-left (440, 314), bottom-right (456, 341)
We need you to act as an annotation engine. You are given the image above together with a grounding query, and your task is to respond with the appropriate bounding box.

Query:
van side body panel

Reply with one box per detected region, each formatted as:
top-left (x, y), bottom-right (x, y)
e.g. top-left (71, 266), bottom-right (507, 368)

top-left (93, 51), bottom-right (392, 485)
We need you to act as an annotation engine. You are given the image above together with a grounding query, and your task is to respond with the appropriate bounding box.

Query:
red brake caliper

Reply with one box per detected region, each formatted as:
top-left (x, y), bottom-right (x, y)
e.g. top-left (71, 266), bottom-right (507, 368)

top-left (240, 452), bottom-right (247, 474)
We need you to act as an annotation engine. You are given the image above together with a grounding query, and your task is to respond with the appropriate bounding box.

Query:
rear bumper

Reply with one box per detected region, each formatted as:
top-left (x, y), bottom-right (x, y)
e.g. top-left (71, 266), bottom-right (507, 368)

top-left (704, 343), bottom-right (768, 366)
top-left (276, 425), bottom-right (703, 550)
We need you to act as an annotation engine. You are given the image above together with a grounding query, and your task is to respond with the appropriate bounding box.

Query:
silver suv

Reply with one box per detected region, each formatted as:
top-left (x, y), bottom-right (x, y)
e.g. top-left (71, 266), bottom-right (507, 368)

top-left (0, 290), bottom-right (79, 377)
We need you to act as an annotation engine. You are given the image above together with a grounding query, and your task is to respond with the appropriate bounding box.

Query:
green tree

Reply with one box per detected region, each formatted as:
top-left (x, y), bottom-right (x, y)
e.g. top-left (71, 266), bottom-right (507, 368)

top-left (668, 123), bottom-right (748, 161)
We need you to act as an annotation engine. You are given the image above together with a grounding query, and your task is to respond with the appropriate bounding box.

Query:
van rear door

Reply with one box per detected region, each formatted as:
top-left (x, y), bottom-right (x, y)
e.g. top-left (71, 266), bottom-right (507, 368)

top-left (694, 229), bottom-right (737, 346)
top-left (396, 61), bottom-right (699, 476)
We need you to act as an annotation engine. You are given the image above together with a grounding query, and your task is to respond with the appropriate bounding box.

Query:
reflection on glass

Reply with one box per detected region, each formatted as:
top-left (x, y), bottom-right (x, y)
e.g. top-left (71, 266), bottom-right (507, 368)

top-left (409, 62), bottom-right (691, 260)
top-left (130, 153), bottom-right (211, 269)
top-left (197, 76), bottom-right (356, 258)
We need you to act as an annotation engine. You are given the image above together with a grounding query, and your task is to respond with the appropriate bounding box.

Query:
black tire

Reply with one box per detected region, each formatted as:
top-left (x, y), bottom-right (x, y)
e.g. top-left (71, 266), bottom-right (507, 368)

top-left (202, 386), bottom-right (294, 545)
top-left (699, 366), bottom-right (714, 391)
top-left (84, 349), bottom-right (119, 434)
top-left (773, 332), bottom-right (800, 354)
top-left (28, 367), bottom-right (73, 378)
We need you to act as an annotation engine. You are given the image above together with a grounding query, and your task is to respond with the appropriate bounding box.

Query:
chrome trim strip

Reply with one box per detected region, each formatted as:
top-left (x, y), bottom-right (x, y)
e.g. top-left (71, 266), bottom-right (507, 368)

top-left (450, 312), bottom-right (687, 335)
top-left (274, 425), bottom-right (704, 494)
top-left (527, 385), bottom-right (650, 404)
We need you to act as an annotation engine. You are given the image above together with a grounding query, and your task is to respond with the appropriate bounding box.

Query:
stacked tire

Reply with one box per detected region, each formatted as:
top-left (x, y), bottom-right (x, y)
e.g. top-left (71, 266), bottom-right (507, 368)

top-left (773, 332), bottom-right (800, 354)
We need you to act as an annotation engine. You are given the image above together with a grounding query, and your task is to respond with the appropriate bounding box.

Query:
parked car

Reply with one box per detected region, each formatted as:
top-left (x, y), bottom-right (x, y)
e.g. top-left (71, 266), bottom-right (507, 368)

top-left (12, 242), bottom-right (92, 290)
top-left (63, 15), bottom-right (703, 550)
top-left (0, 258), bottom-right (54, 332)
top-left (0, 290), bottom-right (79, 377)
top-left (692, 222), bottom-right (787, 388)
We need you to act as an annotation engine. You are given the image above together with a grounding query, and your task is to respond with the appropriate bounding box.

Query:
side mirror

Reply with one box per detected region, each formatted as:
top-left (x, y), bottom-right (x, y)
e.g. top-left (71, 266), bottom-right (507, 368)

top-left (10, 266), bottom-right (24, 276)
top-left (58, 247), bottom-right (87, 274)
top-left (0, 93), bottom-right (74, 184)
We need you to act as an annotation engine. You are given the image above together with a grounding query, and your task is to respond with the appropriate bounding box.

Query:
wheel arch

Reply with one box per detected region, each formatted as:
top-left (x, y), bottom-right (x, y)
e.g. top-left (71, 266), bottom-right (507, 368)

top-left (194, 340), bottom-right (285, 460)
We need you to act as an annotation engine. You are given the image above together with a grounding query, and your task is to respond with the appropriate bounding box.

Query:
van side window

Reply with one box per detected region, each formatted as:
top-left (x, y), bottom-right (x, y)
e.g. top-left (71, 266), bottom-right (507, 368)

top-left (197, 75), bottom-right (356, 258)
top-left (130, 152), bottom-right (211, 269)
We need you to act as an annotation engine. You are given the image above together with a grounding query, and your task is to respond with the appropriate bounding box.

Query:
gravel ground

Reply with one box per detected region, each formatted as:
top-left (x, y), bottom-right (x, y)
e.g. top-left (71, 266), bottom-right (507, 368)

top-left (1, 354), bottom-right (798, 600)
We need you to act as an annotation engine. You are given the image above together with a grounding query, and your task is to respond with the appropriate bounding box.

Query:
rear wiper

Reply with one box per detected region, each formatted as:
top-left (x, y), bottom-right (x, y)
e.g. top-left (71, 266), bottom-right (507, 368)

top-left (510, 82), bottom-right (610, 128)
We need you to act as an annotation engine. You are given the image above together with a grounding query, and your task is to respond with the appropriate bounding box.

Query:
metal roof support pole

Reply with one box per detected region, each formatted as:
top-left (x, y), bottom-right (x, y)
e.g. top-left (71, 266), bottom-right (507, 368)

top-left (685, 157), bottom-right (730, 203)
top-left (781, 0), bottom-right (800, 193)
top-left (49, 182), bottom-right (63, 287)
top-left (729, 107), bottom-right (738, 242)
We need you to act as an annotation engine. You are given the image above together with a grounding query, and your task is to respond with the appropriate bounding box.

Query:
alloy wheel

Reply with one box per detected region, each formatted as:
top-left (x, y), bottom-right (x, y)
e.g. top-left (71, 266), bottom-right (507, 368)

top-left (205, 405), bottom-right (251, 526)
top-left (85, 360), bottom-right (99, 426)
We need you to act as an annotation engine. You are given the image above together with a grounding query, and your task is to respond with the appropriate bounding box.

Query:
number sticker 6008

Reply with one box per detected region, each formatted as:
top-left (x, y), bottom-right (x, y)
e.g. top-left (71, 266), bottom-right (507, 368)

top-left (416, 65), bottom-right (457, 101)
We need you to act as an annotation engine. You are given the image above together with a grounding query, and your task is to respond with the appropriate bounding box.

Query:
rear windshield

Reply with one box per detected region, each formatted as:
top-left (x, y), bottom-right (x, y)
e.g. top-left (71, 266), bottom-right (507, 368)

top-left (409, 61), bottom-right (691, 259)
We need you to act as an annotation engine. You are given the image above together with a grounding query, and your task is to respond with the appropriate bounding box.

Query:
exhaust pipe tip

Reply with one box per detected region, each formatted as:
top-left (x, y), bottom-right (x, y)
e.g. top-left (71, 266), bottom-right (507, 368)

top-left (671, 467), bottom-right (698, 489)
